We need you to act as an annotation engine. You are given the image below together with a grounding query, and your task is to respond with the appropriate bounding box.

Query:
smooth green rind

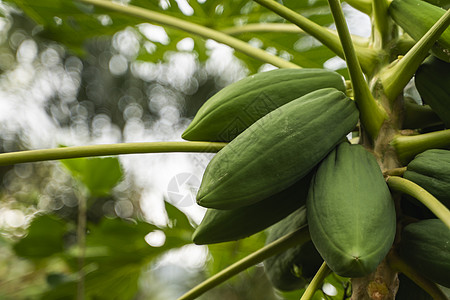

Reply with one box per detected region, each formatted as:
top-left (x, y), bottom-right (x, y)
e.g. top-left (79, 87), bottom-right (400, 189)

top-left (182, 69), bottom-right (346, 142)
top-left (197, 88), bottom-right (359, 210)
top-left (192, 172), bottom-right (314, 245)
top-left (415, 56), bottom-right (450, 127)
top-left (399, 219), bottom-right (450, 287)
top-left (264, 207), bottom-right (322, 291)
top-left (389, 0), bottom-right (450, 62)
top-left (404, 149), bottom-right (450, 208)
top-left (307, 142), bottom-right (396, 278)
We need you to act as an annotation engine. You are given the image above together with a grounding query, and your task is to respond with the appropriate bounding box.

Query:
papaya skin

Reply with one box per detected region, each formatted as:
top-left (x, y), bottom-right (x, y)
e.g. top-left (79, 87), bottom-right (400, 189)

top-left (196, 88), bottom-right (359, 210)
top-left (306, 142), bottom-right (396, 278)
top-left (182, 68), bottom-right (346, 142)
top-left (399, 219), bottom-right (450, 288)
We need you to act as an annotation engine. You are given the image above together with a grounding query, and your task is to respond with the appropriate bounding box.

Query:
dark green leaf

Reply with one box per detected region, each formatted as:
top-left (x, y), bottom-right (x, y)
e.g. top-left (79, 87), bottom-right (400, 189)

top-left (13, 214), bottom-right (68, 260)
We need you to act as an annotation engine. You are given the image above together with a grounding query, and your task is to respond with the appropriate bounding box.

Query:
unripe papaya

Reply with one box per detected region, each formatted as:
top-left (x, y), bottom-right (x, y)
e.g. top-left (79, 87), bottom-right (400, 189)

top-left (197, 88), bottom-right (359, 210)
top-left (404, 149), bottom-right (450, 208)
top-left (182, 68), bottom-right (346, 142)
top-left (264, 207), bottom-right (323, 291)
top-left (192, 171), bottom-right (314, 245)
top-left (389, 0), bottom-right (450, 62)
top-left (414, 56), bottom-right (450, 128)
top-left (399, 219), bottom-right (450, 287)
top-left (307, 142), bottom-right (396, 278)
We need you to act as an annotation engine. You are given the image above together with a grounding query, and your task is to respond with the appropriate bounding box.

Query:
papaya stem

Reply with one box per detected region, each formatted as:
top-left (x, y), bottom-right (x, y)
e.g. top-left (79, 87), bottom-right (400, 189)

top-left (0, 142), bottom-right (227, 166)
top-left (76, 0), bottom-right (300, 69)
top-left (299, 262), bottom-right (331, 300)
top-left (386, 176), bottom-right (450, 229)
top-left (391, 129), bottom-right (450, 163)
top-left (344, 0), bottom-right (372, 15)
top-left (177, 226), bottom-right (310, 300)
top-left (252, 0), bottom-right (380, 75)
top-left (327, 0), bottom-right (388, 140)
top-left (372, 0), bottom-right (391, 48)
top-left (382, 166), bottom-right (407, 177)
top-left (387, 251), bottom-right (448, 300)
top-left (380, 8), bottom-right (450, 101)
top-left (221, 23), bottom-right (370, 47)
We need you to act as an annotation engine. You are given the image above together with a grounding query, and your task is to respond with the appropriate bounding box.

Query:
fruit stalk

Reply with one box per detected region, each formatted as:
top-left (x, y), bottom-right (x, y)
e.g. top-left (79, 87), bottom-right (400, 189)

top-left (386, 176), bottom-right (450, 228)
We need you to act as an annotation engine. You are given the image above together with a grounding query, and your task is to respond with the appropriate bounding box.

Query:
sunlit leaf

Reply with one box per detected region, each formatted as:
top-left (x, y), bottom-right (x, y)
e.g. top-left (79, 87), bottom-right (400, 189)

top-left (61, 156), bottom-right (123, 197)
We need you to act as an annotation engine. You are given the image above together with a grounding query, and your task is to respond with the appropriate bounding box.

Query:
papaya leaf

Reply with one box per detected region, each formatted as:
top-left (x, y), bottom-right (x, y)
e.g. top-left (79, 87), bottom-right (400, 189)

top-left (5, 0), bottom-right (338, 70)
top-left (61, 156), bottom-right (123, 197)
top-left (13, 214), bottom-right (68, 260)
top-left (42, 215), bottom-right (193, 299)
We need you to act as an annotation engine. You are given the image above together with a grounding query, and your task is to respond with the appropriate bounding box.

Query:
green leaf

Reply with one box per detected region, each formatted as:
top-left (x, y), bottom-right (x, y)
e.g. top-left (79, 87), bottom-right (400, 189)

top-left (13, 214), bottom-right (68, 260)
top-left (6, 0), bottom-right (338, 70)
top-left (43, 215), bottom-right (194, 299)
top-left (5, 0), bottom-right (143, 55)
top-left (61, 156), bottom-right (123, 197)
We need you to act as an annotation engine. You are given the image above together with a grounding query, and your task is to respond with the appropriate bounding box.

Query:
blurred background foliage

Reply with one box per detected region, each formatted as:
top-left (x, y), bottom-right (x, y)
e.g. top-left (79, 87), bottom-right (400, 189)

top-left (0, 0), bottom-right (369, 299)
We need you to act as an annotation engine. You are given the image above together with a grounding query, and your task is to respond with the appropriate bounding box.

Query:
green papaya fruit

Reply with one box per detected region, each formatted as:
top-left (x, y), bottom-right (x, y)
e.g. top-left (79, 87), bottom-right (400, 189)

top-left (264, 207), bottom-right (323, 291)
top-left (396, 274), bottom-right (433, 300)
top-left (182, 68), bottom-right (346, 142)
top-left (307, 142), bottom-right (396, 278)
top-left (197, 88), bottom-right (359, 210)
top-left (389, 0), bottom-right (450, 62)
top-left (192, 171), bottom-right (314, 245)
top-left (414, 56), bottom-right (450, 128)
top-left (399, 219), bottom-right (450, 287)
top-left (404, 149), bottom-right (450, 208)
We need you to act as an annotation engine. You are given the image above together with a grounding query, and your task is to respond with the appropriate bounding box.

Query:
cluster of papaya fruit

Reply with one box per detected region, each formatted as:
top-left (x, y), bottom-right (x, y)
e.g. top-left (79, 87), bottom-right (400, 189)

top-left (180, 0), bottom-right (450, 295)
